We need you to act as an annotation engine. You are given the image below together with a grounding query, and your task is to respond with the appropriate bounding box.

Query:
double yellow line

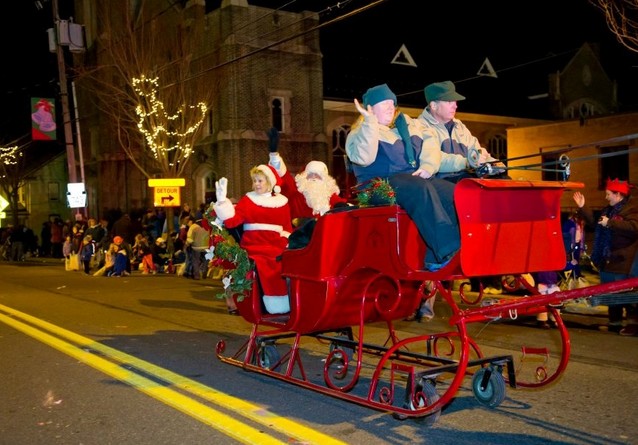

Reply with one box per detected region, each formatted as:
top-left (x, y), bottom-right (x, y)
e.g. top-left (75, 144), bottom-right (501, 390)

top-left (0, 304), bottom-right (346, 445)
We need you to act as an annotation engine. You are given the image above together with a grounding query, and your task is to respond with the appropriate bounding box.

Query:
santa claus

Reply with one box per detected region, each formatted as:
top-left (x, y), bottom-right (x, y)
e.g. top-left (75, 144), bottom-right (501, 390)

top-left (269, 152), bottom-right (348, 224)
top-left (213, 164), bottom-right (292, 314)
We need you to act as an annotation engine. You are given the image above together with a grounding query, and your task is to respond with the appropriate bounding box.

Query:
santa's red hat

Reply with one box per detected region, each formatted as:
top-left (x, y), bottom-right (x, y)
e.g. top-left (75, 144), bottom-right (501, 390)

top-left (255, 164), bottom-right (282, 194)
top-left (606, 178), bottom-right (631, 195)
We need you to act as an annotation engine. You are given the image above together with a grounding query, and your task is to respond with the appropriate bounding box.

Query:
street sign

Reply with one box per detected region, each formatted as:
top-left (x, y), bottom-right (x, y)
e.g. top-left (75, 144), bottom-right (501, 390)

top-left (66, 183), bottom-right (87, 208)
top-left (0, 195), bottom-right (8, 212)
top-left (154, 186), bottom-right (181, 207)
top-left (148, 178), bottom-right (186, 187)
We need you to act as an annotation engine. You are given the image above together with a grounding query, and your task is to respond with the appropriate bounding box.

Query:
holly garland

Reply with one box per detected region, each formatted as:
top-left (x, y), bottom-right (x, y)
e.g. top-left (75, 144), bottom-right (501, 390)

top-left (356, 178), bottom-right (396, 206)
top-left (204, 207), bottom-right (253, 301)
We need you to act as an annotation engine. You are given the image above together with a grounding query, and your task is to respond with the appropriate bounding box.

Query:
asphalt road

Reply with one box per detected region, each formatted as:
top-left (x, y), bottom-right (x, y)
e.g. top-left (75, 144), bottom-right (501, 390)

top-left (0, 258), bottom-right (637, 445)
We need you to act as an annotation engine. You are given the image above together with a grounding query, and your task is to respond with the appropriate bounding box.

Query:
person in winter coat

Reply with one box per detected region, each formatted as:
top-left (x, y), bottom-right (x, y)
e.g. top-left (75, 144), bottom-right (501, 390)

top-left (79, 235), bottom-right (94, 274)
top-left (574, 178), bottom-right (638, 335)
top-left (93, 242), bottom-right (118, 277)
top-left (345, 83), bottom-right (460, 271)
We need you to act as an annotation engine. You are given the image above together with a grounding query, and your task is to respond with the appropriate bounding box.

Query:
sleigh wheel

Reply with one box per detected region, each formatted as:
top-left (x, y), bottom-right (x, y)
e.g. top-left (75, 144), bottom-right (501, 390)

top-left (472, 367), bottom-right (506, 408)
top-left (393, 379), bottom-right (441, 425)
top-left (255, 343), bottom-right (281, 371)
top-left (329, 335), bottom-right (355, 363)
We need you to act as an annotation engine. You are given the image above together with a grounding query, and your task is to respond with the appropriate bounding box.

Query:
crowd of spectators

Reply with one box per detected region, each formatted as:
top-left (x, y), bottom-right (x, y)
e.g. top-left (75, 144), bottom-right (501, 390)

top-left (0, 204), bottom-right (216, 279)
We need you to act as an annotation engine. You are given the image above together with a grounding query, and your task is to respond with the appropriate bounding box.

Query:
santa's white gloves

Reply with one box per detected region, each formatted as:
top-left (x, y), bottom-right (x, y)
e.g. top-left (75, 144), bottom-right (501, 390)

top-left (215, 177), bottom-right (228, 203)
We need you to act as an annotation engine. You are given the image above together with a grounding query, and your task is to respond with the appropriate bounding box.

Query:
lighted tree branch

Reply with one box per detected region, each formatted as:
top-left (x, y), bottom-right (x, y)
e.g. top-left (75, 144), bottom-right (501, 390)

top-left (0, 137), bottom-right (30, 227)
top-left (132, 75), bottom-right (207, 170)
top-left (73, 0), bottom-right (217, 179)
top-left (590, 0), bottom-right (638, 53)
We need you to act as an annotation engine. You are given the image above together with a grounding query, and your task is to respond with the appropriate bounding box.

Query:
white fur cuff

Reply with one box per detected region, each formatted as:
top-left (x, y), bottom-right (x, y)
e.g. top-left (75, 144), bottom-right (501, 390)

top-left (213, 200), bottom-right (235, 221)
top-left (263, 295), bottom-right (290, 314)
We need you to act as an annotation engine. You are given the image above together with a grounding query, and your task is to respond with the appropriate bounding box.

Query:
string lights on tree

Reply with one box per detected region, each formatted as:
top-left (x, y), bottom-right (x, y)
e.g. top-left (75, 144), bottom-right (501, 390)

top-left (132, 75), bottom-right (207, 167)
top-left (0, 146), bottom-right (21, 167)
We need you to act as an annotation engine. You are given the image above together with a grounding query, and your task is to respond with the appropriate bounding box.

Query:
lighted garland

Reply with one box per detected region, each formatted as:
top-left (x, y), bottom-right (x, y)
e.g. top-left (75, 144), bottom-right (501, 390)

top-left (204, 207), bottom-right (253, 301)
top-left (356, 178), bottom-right (396, 206)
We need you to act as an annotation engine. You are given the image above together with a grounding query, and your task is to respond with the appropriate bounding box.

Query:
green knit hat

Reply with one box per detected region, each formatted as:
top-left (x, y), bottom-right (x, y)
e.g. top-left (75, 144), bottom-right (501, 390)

top-left (362, 84), bottom-right (397, 107)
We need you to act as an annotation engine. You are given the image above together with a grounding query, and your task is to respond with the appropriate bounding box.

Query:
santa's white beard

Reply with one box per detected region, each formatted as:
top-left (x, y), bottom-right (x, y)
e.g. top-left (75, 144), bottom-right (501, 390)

top-left (297, 178), bottom-right (336, 216)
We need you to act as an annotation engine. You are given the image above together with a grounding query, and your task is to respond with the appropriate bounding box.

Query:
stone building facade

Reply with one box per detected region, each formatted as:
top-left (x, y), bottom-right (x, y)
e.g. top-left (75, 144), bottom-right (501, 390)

top-left (72, 0), bottom-right (328, 217)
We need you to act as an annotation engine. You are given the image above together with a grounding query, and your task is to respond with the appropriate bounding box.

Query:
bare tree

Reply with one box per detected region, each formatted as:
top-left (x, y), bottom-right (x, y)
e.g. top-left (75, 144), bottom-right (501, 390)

top-left (74, 0), bottom-right (216, 240)
top-left (0, 136), bottom-right (30, 228)
top-left (590, 0), bottom-right (638, 53)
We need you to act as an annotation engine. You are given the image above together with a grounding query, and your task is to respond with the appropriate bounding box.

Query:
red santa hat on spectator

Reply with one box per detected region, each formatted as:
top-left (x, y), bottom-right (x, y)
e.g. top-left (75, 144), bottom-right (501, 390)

top-left (606, 178), bottom-right (631, 196)
top-left (255, 164), bottom-right (282, 194)
top-left (304, 161), bottom-right (329, 180)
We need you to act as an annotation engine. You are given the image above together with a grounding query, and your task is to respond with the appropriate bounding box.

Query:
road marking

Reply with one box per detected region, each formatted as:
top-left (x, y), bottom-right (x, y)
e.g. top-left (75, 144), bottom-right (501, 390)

top-left (0, 304), bottom-right (347, 445)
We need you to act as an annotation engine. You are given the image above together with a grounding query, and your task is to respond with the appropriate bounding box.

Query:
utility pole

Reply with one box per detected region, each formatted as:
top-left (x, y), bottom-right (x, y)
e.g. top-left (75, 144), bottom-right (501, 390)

top-left (52, 0), bottom-right (77, 184)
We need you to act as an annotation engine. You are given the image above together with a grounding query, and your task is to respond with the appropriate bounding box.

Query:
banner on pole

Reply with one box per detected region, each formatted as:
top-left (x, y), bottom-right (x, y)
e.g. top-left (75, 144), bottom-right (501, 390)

top-left (31, 97), bottom-right (57, 141)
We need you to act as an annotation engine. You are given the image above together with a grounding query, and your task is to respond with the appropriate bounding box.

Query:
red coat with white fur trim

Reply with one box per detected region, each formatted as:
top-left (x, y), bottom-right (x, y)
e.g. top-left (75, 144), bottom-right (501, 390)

top-left (280, 171), bottom-right (347, 219)
top-left (214, 192), bottom-right (292, 297)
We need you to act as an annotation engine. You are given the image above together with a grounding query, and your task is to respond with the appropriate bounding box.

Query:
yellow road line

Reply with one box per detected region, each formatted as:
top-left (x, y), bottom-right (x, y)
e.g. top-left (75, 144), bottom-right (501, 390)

top-left (0, 304), bottom-right (347, 445)
top-left (0, 312), bottom-right (285, 445)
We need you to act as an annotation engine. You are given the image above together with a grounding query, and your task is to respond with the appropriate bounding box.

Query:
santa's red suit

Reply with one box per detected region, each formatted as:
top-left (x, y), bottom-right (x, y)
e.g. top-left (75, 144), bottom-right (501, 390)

top-left (280, 172), bottom-right (347, 219)
top-left (270, 155), bottom-right (348, 220)
top-left (214, 191), bottom-right (292, 312)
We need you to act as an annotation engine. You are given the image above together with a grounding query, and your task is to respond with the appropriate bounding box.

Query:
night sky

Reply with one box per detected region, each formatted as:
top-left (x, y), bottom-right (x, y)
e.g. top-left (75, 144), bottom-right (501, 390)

top-left (1, 0), bottom-right (636, 143)
top-left (315, 0), bottom-right (638, 117)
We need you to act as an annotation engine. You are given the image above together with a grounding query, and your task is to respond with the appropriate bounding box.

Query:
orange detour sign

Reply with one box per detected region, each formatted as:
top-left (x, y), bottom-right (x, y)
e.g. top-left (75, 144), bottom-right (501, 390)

top-left (149, 178), bottom-right (185, 208)
top-left (153, 186), bottom-right (181, 207)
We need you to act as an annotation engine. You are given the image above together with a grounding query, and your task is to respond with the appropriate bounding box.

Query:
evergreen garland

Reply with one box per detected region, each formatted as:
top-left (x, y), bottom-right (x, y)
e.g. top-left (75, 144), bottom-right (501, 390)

top-left (356, 178), bottom-right (396, 206)
top-left (204, 207), bottom-right (253, 301)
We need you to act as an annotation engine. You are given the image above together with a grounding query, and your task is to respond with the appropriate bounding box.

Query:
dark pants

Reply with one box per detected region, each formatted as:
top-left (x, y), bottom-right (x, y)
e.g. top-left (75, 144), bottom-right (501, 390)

top-left (600, 270), bottom-right (637, 324)
top-left (188, 247), bottom-right (207, 280)
top-left (83, 259), bottom-right (91, 274)
top-left (389, 173), bottom-right (460, 264)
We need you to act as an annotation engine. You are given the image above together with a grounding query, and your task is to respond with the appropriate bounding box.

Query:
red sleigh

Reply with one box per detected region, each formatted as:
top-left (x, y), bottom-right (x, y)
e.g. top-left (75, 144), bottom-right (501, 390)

top-left (216, 178), bottom-right (638, 423)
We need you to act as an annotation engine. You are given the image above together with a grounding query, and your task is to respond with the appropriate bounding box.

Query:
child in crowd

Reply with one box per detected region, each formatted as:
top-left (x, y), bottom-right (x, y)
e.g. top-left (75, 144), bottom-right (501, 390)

top-left (112, 236), bottom-right (133, 274)
top-left (79, 235), bottom-right (94, 274)
top-left (133, 234), bottom-right (157, 274)
top-left (62, 235), bottom-right (73, 258)
top-left (94, 242), bottom-right (118, 277)
top-left (63, 234), bottom-right (79, 271)
top-left (151, 237), bottom-right (169, 273)
top-left (111, 243), bottom-right (130, 277)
